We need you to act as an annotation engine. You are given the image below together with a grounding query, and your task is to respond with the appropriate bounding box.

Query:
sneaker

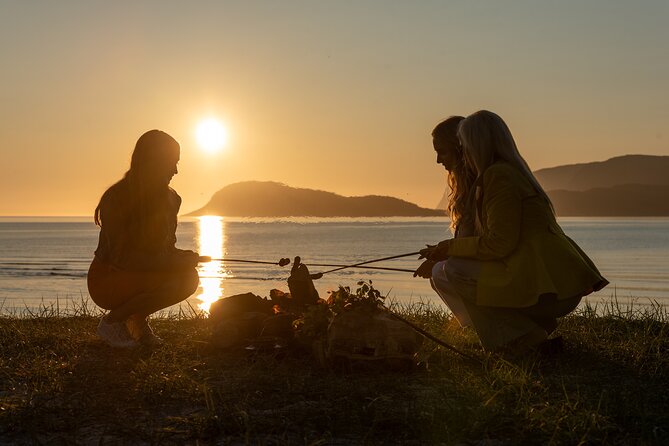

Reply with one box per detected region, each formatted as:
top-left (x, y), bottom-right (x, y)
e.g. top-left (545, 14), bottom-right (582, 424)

top-left (97, 315), bottom-right (137, 348)
top-left (127, 317), bottom-right (164, 346)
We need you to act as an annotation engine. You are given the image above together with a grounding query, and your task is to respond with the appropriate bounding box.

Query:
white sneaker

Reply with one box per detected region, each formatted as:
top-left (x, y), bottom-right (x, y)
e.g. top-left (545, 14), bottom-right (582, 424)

top-left (97, 315), bottom-right (137, 348)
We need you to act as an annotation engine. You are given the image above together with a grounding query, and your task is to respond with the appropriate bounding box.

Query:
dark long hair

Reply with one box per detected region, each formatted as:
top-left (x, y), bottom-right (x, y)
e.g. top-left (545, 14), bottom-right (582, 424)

top-left (94, 130), bottom-right (180, 246)
top-left (432, 116), bottom-right (476, 233)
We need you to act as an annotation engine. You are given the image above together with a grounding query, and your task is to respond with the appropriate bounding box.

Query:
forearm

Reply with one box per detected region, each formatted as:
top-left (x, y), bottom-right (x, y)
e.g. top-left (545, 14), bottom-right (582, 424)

top-left (444, 169), bottom-right (523, 260)
top-left (111, 247), bottom-right (197, 272)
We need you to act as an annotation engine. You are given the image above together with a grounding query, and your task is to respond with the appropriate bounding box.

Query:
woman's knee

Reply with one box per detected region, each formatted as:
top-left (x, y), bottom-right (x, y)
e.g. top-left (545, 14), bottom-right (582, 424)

top-left (181, 268), bottom-right (200, 296)
top-left (431, 260), bottom-right (448, 282)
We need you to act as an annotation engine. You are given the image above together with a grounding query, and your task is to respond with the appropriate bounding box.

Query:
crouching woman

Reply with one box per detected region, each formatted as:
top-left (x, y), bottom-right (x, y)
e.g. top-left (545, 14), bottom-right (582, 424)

top-left (422, 111), bottom-right (608, 354)
top-left (88, 130), bottom-right (201, 348)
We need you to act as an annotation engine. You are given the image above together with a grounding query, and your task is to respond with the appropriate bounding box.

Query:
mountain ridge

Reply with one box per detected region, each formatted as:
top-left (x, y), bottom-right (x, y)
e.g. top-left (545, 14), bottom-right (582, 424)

top-left (187, 181), bottom-right (444, 217)
top-left (437, 154), bottom-right (669, 215)
top-left (533, 154), bottom-right (669, 192)
top-left (188, 155), bottom-right (668, 217)
top-left (548, 184), bottom-right (669, 216)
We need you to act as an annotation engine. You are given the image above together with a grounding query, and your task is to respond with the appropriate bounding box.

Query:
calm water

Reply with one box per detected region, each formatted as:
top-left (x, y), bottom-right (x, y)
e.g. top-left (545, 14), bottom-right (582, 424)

top-left (1, 217), bottom-right (668, 315)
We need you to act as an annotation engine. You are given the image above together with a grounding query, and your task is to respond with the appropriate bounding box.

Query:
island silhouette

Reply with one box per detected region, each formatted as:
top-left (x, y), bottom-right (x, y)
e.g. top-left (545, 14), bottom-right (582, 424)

top-left (187, 181), bottom-right (444, 217)
top-left (188, 155), bottom-right (668, 218)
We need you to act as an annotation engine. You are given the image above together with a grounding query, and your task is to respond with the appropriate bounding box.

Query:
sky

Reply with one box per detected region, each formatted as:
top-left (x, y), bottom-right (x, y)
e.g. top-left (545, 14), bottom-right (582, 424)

top-left (1, 0), bottom-right (667, 216)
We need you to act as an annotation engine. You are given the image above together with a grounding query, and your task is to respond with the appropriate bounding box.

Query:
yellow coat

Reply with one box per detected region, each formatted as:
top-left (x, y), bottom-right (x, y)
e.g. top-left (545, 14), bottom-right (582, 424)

top-left (446, 162), bottom-right (608, 308)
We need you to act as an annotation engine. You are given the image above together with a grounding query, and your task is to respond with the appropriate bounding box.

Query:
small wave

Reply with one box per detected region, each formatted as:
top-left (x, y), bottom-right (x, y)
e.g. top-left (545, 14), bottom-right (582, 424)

top-left (217, 276), bottom-right (284, 281)
top-left (0, 266), bottom-right (80, 272)
top-left (602, 284), bottom-right (669, 294)
top-left (0, 260), bottom-right (90, 267)
top-left (0, 270), bottom-right (87, 278)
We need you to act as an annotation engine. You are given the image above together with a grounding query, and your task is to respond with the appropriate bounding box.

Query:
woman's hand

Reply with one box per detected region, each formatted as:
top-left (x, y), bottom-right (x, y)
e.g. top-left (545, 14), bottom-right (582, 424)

top-left (414, 260), bottom-right (436, 278)
top-left (172, 249), bottom-right (201, 269)
top-left (419, 244), bottom-right (437, 260)
top-left (419, 240), bottom-right (450, 261)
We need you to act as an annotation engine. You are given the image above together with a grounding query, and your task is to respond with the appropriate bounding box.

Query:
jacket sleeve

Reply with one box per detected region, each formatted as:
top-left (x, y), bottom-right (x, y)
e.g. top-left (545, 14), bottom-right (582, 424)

top-left (446, 166), bottom-right (523, 260)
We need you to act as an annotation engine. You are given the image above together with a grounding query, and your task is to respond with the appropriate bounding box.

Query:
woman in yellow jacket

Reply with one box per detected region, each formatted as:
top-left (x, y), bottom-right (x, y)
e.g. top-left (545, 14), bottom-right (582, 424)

top-left (421, 110), bottom-right (608, 353)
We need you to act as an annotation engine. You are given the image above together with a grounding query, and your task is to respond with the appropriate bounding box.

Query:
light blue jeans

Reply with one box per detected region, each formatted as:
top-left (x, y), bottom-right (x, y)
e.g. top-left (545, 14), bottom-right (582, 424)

top-left (430, 258), bottom-right (580, 350)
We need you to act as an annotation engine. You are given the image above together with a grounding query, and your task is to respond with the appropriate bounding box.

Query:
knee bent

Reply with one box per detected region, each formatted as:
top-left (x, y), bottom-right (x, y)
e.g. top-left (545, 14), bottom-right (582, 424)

top-left (431, 260), bottom-right (447, 280)
top-left (181, 268), bottom-right (200, 296)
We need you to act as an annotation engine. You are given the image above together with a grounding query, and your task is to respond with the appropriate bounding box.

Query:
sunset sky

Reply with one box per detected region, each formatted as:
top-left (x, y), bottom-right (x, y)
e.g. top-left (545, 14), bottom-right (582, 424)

top-left (1, 1), bottom-right (667, 216)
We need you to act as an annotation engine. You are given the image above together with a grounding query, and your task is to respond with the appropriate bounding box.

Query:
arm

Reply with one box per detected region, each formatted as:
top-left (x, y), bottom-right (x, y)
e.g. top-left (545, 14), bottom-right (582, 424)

top-left (445, 166), bottom-right (523, 260)
top-left (103, 191), bottom-right (197, 271)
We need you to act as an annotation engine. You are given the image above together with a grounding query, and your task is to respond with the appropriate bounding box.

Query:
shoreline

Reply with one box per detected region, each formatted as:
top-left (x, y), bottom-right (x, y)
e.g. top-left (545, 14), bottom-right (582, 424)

top-left (1, 294), bottom-right (668, 320)
top-left (4, 215), bottom-right (669, 223)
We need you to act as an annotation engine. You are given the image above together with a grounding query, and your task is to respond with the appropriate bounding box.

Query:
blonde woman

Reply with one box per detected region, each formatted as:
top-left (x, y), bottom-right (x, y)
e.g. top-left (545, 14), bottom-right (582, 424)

top-left (422, 110), bottom-right (608, 354)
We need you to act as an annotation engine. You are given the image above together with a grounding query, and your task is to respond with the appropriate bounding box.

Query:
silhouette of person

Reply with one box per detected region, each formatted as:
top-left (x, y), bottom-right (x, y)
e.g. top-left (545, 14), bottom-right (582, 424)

top-left (414, 116), bottom-right (478, 328)
top-left (87, 130), bottom-right (201, 347)
top-left (414, 116), bottom-right (476, 279)
top-left (421, 111), bottom-right (608, 354)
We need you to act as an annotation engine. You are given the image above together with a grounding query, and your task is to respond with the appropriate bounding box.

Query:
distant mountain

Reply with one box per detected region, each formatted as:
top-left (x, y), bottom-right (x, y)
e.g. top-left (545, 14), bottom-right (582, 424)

top-left (548, 184), bottom-right (669, 216)
top-left (188, 181), bottom-right (445, 217)
top-left (436, 154), bottom-right (669, 216)
top-left (534, 154), bottom-right (669, 191)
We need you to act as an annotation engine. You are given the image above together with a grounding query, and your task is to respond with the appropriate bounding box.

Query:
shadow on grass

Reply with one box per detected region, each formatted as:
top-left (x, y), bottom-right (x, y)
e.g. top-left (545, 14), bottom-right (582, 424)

top-left (0, 301), bottom-right (667, 445)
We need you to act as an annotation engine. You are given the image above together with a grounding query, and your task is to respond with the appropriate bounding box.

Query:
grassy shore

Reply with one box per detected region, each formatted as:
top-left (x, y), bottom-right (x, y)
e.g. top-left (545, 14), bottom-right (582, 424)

top-left (0, 299), bottom-right (667, 445)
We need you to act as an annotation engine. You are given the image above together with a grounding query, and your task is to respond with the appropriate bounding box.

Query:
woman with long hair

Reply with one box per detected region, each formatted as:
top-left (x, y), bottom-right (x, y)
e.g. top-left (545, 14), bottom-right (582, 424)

top-left (421, 111), bottom-right (608, 354)
top-left (88, 130), bottom-right (202, 348)
top-left (414, 116), bottom-right (478, 327)
top-left (432, 116), bottom-right (477, 236)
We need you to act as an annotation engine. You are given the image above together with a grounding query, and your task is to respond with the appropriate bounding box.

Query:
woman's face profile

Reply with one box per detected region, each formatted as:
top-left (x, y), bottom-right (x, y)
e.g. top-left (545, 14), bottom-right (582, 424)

top-left (433, 137), bottom-right (460, 171)
top-left (162, 150), bottom-right (180, 185)
top-left (145, 148), bottom-right (180, 186)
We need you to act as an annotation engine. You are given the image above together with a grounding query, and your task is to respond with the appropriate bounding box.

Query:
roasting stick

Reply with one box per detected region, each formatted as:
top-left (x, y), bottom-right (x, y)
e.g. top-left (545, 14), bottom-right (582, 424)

top-left (315, 251), bottom-right (421, 276)
top-left (201, 253), bottom-right (418, 274)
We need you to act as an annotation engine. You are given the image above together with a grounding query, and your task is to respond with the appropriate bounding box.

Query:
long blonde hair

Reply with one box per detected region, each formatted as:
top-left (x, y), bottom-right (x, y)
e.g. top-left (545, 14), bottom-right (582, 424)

top-left (458, 110), bottom-right (554, 213)
top-left (432, 116), bottom-right (477, 233)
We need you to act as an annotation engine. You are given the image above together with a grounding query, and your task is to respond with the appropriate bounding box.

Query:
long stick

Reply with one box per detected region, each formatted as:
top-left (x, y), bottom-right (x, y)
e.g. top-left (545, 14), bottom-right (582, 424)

top-left (299, 263), bottom-right (414, 273)
top-left (206, 254), bottom-right (419, 274)
top-left (317, 251), bottom-right (421, 275)
top-left (207, 258), bottom-right (282, 265)
top-left (387, 311), bottom-right (481, 363)
top-left (200, 264), bottom-right (413, 275)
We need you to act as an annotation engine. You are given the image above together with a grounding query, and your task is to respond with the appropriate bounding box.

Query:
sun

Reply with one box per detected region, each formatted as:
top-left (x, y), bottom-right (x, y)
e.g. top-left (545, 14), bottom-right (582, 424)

top-left (196, 118), bottom-right (228, 153)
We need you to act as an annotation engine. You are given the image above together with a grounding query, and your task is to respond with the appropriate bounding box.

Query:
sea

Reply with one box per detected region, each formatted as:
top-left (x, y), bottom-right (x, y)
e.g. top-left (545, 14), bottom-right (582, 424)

top-left (1, 217), bottom-right (668, 316)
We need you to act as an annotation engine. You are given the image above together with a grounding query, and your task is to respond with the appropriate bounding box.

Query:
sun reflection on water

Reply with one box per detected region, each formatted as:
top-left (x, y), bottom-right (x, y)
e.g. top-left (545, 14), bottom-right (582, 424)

top-left (195, 216), bottom-right (228, 313)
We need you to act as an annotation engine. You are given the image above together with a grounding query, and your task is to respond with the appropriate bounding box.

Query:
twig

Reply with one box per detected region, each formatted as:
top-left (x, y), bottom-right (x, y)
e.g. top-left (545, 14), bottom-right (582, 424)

top-left (317, 251), bottom-right (421, 275)
top-left (386, 310), bottom-right (482, 364)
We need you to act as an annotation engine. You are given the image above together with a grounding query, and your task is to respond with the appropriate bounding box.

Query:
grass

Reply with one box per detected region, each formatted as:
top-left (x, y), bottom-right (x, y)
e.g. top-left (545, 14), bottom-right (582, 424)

top-left (0, 298), bottom-right (667, 445)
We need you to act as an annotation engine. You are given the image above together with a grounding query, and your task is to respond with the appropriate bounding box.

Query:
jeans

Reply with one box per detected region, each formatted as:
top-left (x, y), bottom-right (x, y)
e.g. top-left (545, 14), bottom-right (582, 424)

top-left (430, 258), bottom-right (581, 350)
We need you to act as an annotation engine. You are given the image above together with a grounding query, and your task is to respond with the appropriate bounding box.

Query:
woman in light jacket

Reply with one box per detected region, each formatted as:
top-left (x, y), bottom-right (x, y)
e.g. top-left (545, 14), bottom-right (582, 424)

top-left (423, 110), bottom-right (608, 353)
